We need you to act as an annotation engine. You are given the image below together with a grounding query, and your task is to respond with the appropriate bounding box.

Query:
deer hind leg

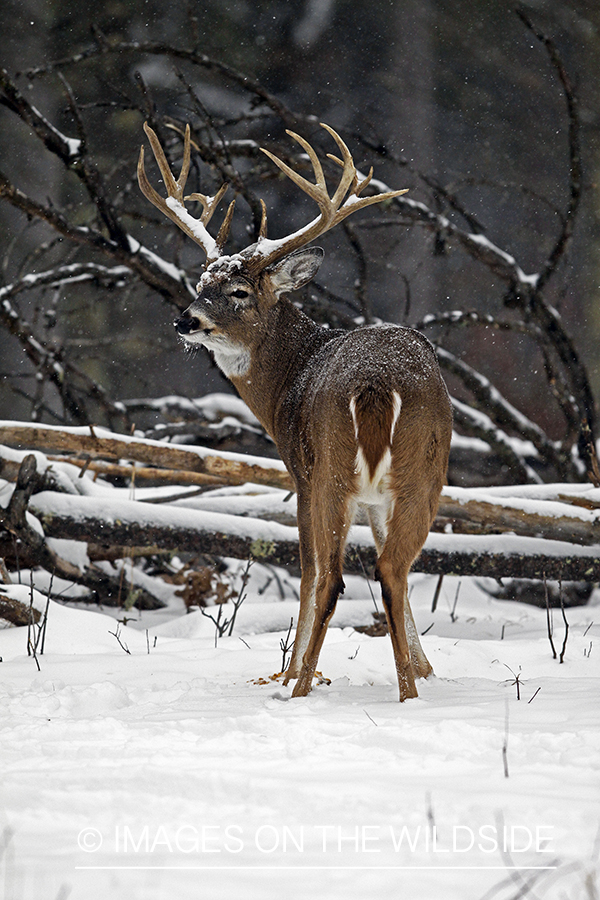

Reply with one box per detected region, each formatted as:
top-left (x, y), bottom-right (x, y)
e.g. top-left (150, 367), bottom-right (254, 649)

top-left (291, 491), bottom-right (356, 698)
top-left (367, 505), bottom-right (433, 687)
top-left (374, 553), bottom-right (418, 701)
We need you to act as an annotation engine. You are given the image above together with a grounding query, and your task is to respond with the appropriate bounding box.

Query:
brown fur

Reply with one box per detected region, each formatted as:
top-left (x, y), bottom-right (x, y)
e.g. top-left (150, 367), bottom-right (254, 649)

top-left (351, 385), bottom-right (397, 480)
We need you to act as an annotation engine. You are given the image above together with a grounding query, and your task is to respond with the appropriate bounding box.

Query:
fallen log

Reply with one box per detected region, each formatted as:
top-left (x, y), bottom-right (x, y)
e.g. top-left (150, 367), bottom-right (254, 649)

top-left (3, 423), bottom-right (600, 553)
top-left (28, 491), bottom-right (600, 582)
top-left (436, 489), bottom-right (600, 546)
top-left (47, 456), bottom-right (229, 487)
top-left (0, 422), bottom-right (293, 491)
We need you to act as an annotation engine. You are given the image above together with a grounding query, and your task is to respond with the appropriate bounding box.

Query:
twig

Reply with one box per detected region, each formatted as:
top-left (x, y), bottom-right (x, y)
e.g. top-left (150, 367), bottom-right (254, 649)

top-left (357, 549), bottom-right (379, 613)
top-left (200, 558), bottom-right (252, 646)
top-left (558, 579), bottom-right (569, 664)
top-left (108, 624), bottom-right (131, 654)
top-left (503, 664), bottom-right (523, 701)
top-left (544, 573), bottom-right (557, 660)
top-left (450, 579), bottom-right (461, 622)
top-left (431, 573), bottom-right (443, 612)
top-left (502, 701), bottom-right (509, 778)
top-left (227, 558), bottom-right (252, 637)
top-left (39, 573), bottom-right (52, 656)
top-left (279, 617), bottom-right (295, 673)
top-left (27, 573), bottom-right (40, 671)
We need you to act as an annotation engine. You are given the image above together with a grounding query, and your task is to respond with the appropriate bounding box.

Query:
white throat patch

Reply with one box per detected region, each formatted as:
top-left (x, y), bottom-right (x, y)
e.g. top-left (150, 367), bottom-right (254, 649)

top-left (213, 344), bottom-right (251, 378)
top-left (181, 330), bottom-right (250, 378)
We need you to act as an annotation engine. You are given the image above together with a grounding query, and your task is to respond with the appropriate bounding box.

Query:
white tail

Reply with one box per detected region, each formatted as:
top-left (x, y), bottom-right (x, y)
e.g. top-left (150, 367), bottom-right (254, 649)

top-left (138, 122), bottom-right (452, 700)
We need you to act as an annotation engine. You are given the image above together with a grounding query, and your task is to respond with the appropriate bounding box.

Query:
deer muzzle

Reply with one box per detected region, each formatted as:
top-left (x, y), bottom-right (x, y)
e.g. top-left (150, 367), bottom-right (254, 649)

top-left (174, 313), bottom-right (201, 335)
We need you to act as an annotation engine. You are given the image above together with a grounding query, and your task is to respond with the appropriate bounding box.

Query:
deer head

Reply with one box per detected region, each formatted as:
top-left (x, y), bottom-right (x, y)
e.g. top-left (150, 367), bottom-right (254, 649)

top-left (138, 121), bottom-right (407, 371)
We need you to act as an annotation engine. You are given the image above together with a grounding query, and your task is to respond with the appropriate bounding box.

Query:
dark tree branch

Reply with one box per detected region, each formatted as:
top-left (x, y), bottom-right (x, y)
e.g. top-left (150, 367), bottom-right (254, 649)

top-left (416, 310), bottom-right (583, 452)
top-left (0, 167), bottom-right (194, 306)
top-left (435, 346), bottom-right (572, 479)
top-left (22, 41), bottom-right (310, 132)
top-left (1, 282), bottom-right (130, 426)
top-left (450, 398), bottom-right (540, 485)
top-left (515, 9), bottom-right (582, 293)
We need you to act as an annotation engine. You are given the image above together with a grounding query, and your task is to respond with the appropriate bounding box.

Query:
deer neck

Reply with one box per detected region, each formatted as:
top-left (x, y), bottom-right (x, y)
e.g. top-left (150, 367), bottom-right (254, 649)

top-left (228, 299), bottom-right (331, 441)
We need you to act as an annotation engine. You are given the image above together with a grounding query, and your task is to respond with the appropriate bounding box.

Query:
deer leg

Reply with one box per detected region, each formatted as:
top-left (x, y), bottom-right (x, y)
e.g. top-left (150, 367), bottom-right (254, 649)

top-left (404, 598), bottom-right (433, 680)
top-left (368, 504), bottom-right (433, 683)
top-left (291, 493), bottom-right (355, 698)
top-left (375, 554), bottom-right (418, 701)
top-left (283, 487), bottom-right (316, 683)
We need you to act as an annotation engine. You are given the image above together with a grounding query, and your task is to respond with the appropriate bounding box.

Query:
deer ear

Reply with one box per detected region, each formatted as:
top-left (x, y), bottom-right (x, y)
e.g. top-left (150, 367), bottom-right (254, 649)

top-left (267, 247), bottom-right (324, 297)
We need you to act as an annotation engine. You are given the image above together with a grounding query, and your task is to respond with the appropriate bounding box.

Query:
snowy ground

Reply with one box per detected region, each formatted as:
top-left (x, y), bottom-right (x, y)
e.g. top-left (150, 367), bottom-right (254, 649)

top-left (1, 568), bottom-right (598, 900)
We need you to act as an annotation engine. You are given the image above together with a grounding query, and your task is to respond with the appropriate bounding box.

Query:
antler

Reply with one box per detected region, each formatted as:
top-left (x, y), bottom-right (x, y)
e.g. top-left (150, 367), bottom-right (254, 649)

top-left (251, 123), bottom-right (408, 270)
top-left (138, 121), bottom-right (407, 273)
top-left (137, 122), bottom-right (235, 266)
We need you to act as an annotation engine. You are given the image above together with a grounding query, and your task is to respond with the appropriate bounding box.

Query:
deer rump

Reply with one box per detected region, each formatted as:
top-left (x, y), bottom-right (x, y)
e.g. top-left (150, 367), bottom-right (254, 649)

top-left (292, 324), bottom-right (449, 520)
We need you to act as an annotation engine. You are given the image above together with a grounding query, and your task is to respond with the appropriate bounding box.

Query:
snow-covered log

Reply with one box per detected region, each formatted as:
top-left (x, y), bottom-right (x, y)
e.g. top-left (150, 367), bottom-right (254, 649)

top-left (0, 422), bottom-right (293, 491)
top-left (27, 491), bottom-right (600, 582)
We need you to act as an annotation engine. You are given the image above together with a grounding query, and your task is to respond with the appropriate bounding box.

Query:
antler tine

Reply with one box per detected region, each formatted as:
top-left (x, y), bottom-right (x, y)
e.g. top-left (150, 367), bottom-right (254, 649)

top-left (141, 121), bottom-right (190, 201)
top-left (185, 182), bottom-right (229, 225)
top-left (137, 122), bottom-right (230, 264)
top-left (250, 123), bottom-right (409, 272)
top-left (258, 199), bottom-right (268, 240)
top-left (215, 197), bottom-right (237, 254)
top-left (318, 123), bottom-right (357, 209)
top-left (261, 129), bottom-right (329, 207)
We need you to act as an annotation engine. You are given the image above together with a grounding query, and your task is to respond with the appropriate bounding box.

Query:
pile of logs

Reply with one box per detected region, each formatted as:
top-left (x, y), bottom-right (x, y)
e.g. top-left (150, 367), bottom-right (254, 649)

top-left (1, 422), bottom-right (599, 610)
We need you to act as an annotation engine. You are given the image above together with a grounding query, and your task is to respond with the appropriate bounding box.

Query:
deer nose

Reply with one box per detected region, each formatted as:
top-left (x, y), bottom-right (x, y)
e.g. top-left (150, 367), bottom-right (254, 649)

top-left (174, 313), bottom-right (200, 334)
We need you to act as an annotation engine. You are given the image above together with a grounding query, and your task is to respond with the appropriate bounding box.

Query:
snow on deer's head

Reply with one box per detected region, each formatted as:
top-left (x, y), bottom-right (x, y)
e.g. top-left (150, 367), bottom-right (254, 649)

top-left (138, 120), bottom-right (406, 370)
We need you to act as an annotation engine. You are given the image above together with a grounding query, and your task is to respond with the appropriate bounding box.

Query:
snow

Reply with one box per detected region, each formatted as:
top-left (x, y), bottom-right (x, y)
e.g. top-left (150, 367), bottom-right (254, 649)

top-left (126, 236), bottom-right (196, 297)
top-left (1, 431), bottom-right (599, 897)
top-left (1, 572), bottom-right (598, 900)
top-left (164, 196), bottom-right (220, 260)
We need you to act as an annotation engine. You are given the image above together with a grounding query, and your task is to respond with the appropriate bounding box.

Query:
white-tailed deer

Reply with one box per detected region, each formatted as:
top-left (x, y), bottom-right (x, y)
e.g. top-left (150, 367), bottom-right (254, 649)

top-left (138, 121), bottom-right (452, 700)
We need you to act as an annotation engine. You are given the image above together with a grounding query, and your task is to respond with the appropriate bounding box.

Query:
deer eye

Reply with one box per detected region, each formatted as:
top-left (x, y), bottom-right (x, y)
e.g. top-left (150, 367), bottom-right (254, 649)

top-left (230, 288), bottom-right (250, 300)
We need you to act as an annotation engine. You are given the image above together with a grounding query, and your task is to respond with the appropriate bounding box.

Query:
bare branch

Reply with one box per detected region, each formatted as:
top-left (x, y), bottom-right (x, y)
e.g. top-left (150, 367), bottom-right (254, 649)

top-left (0, 167), bottom-right (194, 307)
top-left (435, 346), bottom-right (572, 479)
top-left (516, 10), bottom-right (582, 292)
top-left (450, 398), bottom-right (541, 485)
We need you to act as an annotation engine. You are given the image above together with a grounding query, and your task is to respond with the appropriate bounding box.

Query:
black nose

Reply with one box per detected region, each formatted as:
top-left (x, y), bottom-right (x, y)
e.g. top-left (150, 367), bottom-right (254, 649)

top-left (174, 314), bottom-right (200, 335)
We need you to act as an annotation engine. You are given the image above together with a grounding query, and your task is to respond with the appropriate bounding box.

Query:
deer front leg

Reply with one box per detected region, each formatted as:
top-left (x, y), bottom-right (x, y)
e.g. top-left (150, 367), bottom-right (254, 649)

top-left (291, 568), bottom-right (345, 697)
top-left (283, 488), bottom-right (316, 683)
top-left (291, 492), bottom-right (355, 697)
